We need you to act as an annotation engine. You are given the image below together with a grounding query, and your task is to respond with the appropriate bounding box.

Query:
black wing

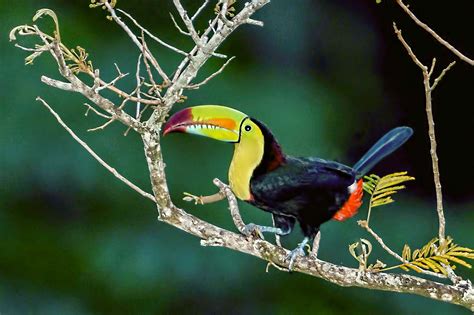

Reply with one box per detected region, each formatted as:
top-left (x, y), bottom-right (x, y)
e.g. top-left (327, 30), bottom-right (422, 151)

top-left (249, 156), bottom-right (356, 219)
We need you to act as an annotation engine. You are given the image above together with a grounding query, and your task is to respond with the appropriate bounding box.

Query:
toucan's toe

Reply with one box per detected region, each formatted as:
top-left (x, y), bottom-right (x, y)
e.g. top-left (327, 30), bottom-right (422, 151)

top-left (242, 223), bottom-right (265, 240)
top-left (286, 243), bottom-right (308, 271)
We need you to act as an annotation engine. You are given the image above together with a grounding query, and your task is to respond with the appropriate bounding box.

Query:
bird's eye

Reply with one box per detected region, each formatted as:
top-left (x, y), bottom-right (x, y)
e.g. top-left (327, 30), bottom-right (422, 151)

top-left (244, 125), bottom-right (252, 132)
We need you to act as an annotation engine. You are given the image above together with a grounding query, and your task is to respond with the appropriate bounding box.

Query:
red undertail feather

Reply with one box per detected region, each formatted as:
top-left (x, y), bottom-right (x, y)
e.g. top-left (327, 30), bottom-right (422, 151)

top-left (333, 179), bottom-right (364, 222)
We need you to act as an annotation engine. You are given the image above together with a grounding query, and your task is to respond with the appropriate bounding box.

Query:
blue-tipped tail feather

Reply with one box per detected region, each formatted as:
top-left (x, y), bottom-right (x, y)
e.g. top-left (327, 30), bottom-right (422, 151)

top-left (353, 127), bottom-right (413, 176)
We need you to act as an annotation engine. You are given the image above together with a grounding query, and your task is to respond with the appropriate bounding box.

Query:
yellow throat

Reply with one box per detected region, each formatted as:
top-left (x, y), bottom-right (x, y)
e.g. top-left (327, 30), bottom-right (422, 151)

top-left (228, 119), bottom-right (265, 200)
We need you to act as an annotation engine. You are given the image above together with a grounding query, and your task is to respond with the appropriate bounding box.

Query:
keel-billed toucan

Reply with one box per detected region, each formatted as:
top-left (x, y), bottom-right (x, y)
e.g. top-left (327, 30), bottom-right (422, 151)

top-left (163, 105), bottom-right (413, 268)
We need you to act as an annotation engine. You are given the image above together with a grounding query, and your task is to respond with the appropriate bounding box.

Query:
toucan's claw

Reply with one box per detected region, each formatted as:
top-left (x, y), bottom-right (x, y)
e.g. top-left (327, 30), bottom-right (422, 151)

top-left (242, 223), bottom-right (265, 240)
top-left (286, 237), bottom-right (311, 271)
top-left (183, 192), bottom-right (204, 205)
top-left (287, 246), bottom-right (306, 271)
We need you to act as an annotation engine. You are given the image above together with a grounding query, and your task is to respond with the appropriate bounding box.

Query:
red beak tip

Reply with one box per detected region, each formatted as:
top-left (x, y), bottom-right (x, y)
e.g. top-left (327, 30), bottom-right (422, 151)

top-left (163, 128), bottom-right (175, 136)
top-left (162, 108), bottom-right (193, 136)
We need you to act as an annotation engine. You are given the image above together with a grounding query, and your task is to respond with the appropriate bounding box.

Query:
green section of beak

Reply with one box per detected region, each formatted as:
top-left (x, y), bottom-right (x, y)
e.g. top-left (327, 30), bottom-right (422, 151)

top-left (163, 105), bottom-right (248, 143)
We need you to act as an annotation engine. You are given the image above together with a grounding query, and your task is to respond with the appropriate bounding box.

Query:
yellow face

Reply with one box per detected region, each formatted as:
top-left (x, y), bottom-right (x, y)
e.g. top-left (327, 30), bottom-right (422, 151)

top-left (229, 118), bottom-right (265, 200)
top-left (164, 105), bottom-right (266, 201)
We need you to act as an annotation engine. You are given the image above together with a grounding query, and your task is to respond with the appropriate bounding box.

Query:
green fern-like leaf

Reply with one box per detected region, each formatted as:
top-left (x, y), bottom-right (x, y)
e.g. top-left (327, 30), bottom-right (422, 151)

top-left (362, 171), bottom-right (414, 225)
top-left (383, 237), bottom-right (474, 275)
top-left (363, 172), bottom-right (415, 208)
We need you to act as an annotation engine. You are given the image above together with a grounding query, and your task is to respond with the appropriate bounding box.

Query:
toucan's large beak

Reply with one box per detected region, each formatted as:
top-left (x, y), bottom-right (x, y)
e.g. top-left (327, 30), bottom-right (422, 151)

top-left (163, 105), bottom-right (248, 142)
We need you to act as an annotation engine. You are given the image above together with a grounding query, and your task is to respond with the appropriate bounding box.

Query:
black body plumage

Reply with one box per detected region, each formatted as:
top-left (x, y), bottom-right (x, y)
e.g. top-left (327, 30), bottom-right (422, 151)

top-left (247, 119), bottom-right (413, 240)
top-left (250, 156), bottom-right (356, 238)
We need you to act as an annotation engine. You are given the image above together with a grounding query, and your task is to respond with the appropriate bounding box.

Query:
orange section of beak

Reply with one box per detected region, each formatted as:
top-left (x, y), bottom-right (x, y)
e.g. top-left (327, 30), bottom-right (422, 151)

top-left (206, 118), bottom-right (237, 131)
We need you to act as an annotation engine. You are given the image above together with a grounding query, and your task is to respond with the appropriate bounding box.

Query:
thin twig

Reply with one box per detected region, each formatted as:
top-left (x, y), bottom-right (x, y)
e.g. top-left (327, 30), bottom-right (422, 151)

top-left (429, 58), bottom-right (436, 77)
top-left (213, 178), bottom-right (246, 233)
top-left (171, 1), bottom-right (227, 59)
top-left (83, 103), bottom-right (111, 119)
top-left (41, 76), bottom-right (74, 91)
top-left (187, 56), bottom-right (235, 89)
top-left (358, 220), bottom-right (446, 279)
top-left (87, 118), bottom-right (116, 132)
top-left (246, 18), bottom-right (264, 27)
top-left (172, 46), bottom-right (197, 82)
top-left (266, 260), bottom-right (290, 273)
top-left (135, 53), bottom-right (143, 118)
top-left (140, 34), bottom-right (163, 98)
top-left (192, 0), bottom-right (210, 21)
top-left (424, 74), bottom-right (446, 242)
top-left (94, 70), bottom-right (128, 92)
top-left (216, 0), bottom-right (231, 32)
top-left (394, 23), bottom-right (447, 243)
top-left (431, 61), bottom-right (456, 91)
top-left (396, 0), bottom-right (474, 66)
top-left (88, 66), bottom-right (161, 105)
top-left (311, 231), bottom-right (321, 257)
top-left (173, 0), bottom-right (202, 45)
top-left (271, 215), bottom-right (282, 247)
top-left (103, 1), bottom-right (170, 83)
top-left (359, 221), bottom-right (404, 262)
top-left (169, 13), bottom-right (191, 36)
top-left (393, 23), bottom-right (426, 71)
top-left (37, 97), bottom-right (156, 202)
top-left (117, 8), bottom-right (188, 56)
top-left (36, 38), bottom-right (145, 132)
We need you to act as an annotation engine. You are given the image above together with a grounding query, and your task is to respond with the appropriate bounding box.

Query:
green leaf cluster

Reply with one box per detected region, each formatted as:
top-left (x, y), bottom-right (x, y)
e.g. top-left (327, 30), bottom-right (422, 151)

top-left (389, 237), bottom-right (474, 275)
top-left (363, 172), bottom-right (415, 208)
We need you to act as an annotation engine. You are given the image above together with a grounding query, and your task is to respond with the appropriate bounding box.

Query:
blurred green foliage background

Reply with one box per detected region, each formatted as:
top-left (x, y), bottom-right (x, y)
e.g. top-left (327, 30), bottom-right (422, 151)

top-left (1, 0), bottom-right (473, 314)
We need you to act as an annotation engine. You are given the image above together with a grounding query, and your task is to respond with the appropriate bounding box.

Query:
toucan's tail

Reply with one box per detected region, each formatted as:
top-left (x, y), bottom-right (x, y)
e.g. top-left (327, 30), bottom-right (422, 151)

top-left (353, 127), bottom-right (413, 176)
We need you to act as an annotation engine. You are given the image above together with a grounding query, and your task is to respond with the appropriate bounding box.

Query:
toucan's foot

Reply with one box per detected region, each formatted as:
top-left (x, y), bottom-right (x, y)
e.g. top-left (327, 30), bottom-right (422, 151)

top-left (286, 237), bottom-right (311, 271)
top-left (182, 192), bottom-right (204, 205)
top-left (242, 223), bottom-right (265, 240)
top-left (287, 246), bottom-right (306, 271)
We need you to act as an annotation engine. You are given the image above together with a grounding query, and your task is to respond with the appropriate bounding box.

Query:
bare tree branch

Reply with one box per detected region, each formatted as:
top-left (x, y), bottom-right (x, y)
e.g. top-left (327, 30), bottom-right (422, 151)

top-left (173, 0), bottom-right (202, 45)
top-left (311, 231), bottom-right (321, 257)
top-left (146, 0), bottom-right (271, 132)
top-left (187, 56), bottom-right (235, 89)
top-left (213, 178), bottom-right (246, 233)
top-left (150, 200), bottom-right (474, 310)
top-left (396, 0), bottom-right (474, 66)
top-left (192, 0), bottom-right (210, 21)
top-left (87, 117), bottom-right (116, 132)
top-left (358, 220), bottom-right (446, 279)
top-left (169, 13), bottom-right (191, 36)
top-left (11, 1), bottom-right (474, 311)
top-left (103, 1), bottom-right (170, 83)
top-left (394, 23), bottom-right (449, 242)
top-left (40, 73), bottom-right (143, 132)
top-left (32, 34), bottom-right (145, 131)
top-left (117, 8), bottom-right (188, 57)
top-left (83, 103), bottom-right (111, 119)
top-left (135, 53), bottom-right (143, 118)
top-left (432, 61), bottom-right (456, 91)
top-left (37, 97), bottom-right (156, 203)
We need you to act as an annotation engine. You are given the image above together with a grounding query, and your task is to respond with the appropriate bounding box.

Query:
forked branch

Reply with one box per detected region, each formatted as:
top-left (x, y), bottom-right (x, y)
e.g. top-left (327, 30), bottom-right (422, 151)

top-left (394, 23), bottom-right (454, 242)
top-left (395, 0), bottom-right (473, 66)
top-left (36, 97), bottom-right (155, 202)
